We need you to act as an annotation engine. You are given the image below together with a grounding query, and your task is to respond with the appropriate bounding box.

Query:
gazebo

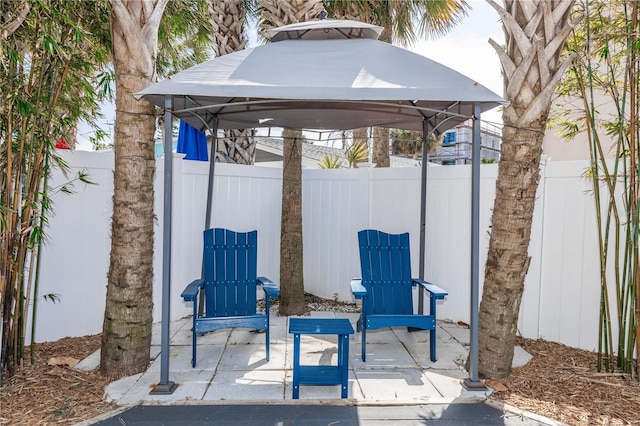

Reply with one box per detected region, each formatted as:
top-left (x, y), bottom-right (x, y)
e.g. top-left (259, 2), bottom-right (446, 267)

top-left (136, 18), bottom-right (505, 394)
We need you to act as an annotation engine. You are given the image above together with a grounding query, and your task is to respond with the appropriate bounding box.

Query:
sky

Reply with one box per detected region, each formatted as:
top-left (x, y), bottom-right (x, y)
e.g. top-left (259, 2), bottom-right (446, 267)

top-left (76, 1), bottom-right (504, 151)
top-left (410, 0), bottom-right (504, 125)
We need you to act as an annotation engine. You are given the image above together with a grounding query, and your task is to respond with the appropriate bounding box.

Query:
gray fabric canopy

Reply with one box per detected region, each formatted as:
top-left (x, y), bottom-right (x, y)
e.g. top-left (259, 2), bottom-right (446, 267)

top-left (137, 19), bottom-right (503, 134)
top-left (136, 18), bottom-right (505, 394)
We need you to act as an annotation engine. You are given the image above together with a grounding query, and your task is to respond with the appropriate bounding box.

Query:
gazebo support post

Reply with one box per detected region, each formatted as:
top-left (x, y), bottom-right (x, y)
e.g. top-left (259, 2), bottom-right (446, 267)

top-left (151, 95), bottom-right (178, 394)
top-left (418, 119), bottom-right (430, 314)
top-left (463, 102), bottom-right (487, 390)
top-left (204, 119), bottom-right (219, 230)
top-left (197, 119), bottom-right (219, 317)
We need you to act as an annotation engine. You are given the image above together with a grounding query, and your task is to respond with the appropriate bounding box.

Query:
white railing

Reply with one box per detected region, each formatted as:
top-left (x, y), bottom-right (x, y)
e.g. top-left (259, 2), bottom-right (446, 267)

top-left (34, 151), bottom-right (603, 353)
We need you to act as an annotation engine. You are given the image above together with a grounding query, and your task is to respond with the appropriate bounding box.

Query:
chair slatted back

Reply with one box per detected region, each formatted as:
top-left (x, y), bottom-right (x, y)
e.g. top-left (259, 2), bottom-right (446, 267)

top-left (358, 229), bottom-right (414, 315)
top-left (203, 228), bottom-right (258, 317)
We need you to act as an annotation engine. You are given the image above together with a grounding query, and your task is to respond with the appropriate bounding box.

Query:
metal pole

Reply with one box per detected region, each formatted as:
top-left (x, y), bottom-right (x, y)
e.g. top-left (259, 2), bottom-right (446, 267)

top-left (418, 120), bottom-right (429, 314)
top-left (463, 102), bottom-right (487, 390)
top-left (198, 119), bottom-right (219, 316)
top-left (204, 119), bottom-right (219, 230)
top-left (151, 95), bottom-right (177, 394)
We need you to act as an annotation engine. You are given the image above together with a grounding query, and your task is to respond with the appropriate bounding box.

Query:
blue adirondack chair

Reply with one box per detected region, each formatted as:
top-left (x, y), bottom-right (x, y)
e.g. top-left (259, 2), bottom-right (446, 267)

top-left (351, 229), bottom-right (448, 362)
top-left (181, 228), bottom-right (280, 367)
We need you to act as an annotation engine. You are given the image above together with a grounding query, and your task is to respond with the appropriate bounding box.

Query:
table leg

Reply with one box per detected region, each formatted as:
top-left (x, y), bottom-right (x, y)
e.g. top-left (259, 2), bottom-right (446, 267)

top-left (340, 334), bottom-right (349, 398)
top-left (293, 333), bottom-right (300, 399)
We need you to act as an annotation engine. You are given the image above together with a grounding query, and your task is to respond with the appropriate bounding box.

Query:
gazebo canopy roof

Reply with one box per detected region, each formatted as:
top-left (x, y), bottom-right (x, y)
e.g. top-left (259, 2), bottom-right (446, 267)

top-left (136, 20), bottom-right (504, 133)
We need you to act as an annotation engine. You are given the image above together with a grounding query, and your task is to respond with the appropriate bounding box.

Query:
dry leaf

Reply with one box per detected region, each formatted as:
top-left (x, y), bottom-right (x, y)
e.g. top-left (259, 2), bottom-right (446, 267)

top-left (46, 366), bottom-right (66, 375)
top-left (486, 378), bottom-right (509, 392)
top-left (456, 321), bottom-right (470, 329)
top-left (48, 356), bottom-right (79, 367)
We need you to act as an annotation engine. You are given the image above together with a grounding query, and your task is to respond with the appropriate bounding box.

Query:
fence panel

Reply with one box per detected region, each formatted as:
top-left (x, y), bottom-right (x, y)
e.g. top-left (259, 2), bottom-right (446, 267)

top-left (34, 152), bottom-right (605, 352)
top-left (302, 169), bottom-right (369, 301)
top-left (36, 152), bottom-right (113, 341)
top-left (537, 161), bottom-right (602, 350)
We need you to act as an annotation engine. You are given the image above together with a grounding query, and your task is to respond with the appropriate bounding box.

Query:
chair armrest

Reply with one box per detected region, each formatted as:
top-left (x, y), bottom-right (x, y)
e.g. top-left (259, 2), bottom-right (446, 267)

top-left (413, 278), bottom-right (448, 299)
top-left (257, 276), bottom-right (281, 298)
top-left (351, 278), bottom-right (366, 299)
top-left (181, 279), bottom-right (203, 302)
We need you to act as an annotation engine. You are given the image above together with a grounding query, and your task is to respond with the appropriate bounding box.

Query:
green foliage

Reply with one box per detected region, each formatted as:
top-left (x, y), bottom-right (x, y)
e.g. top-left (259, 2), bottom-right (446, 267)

top-left (391, 129), bottom-right (441, 158)
top-left (0, 0), bottom-right (109, 382)
top-left (41, 293), bottom-right (61, 304)
top-left (324, 0), bottom-right (470, 45)
top-left (343, 140), bottom-right (369, 167)
top-left (555, 0), bottom-right (640, 377)
top-left (157, 0), bottom-right (214, 77)
top-left (318, 155), bottom-right (343, 169)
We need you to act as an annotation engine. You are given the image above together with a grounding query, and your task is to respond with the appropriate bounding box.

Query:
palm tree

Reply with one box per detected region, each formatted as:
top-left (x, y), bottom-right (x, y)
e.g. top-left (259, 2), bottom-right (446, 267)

top-left (258, 0), bottom-right (324, 316)
top-left (391, 129), bottom-right (441, 159)
top-left (102, 0), bottom-right (214, 379)
top-left (325, 0), bottom-right (469, 167)
top-left (208, 0), bottom-right (258, 164)
top-left (478, 0), bottom-right (580, 379)
top-left (102, 0), bottom-right (169, 378)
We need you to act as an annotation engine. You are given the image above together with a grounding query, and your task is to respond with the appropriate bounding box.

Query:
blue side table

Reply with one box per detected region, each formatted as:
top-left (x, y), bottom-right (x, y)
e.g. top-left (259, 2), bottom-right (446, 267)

top-left (289, 317), bottom-right (355, 399)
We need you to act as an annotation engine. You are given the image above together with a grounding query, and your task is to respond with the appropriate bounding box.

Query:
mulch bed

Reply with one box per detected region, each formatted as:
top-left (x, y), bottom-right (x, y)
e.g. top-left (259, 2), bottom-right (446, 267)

top-left (0, 334), bottom-right (115, 425)
top-left (489, 337), bottom-right (640, 425)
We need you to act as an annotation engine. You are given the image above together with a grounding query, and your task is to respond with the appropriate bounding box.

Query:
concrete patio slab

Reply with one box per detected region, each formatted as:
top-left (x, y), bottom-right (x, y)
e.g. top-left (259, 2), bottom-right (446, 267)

top-left (169, 327), bottom-right (231, 346)
top-left (350, 343), bottom-right (419, 369)
top-left (424, 370), bottom-right (477, 398)
top-left (217, 342), bottom-right (287, 371)
top-left (115, 368), bottom-right (213, 405)
top-left (440, 321), bottom-right (471, 345)
top-left (98, 316), bottom-right (533, 409)
top-left (411, 341), bottom-right (469, 370)
top-left (353, 368), bottom-right (442, 402)
top-left (150, 320), bottom-right (186, 346)
top-left (204, 369), bottom-right (286, 401)
top-left (513, 345), bottom-right (534, 368)
top-left (145, 343), bottom-right (223, 372)
top-left (353, 328), bottom-right (399, 344)
top-left (104, 373), bottom-right (143, 403)
top-left (84, 317), bottom-right (561, 426)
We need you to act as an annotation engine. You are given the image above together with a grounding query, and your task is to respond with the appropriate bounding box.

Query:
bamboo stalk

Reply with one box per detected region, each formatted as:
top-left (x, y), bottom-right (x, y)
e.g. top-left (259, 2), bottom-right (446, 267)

top-left (578, 0), bottom-right (640, 375)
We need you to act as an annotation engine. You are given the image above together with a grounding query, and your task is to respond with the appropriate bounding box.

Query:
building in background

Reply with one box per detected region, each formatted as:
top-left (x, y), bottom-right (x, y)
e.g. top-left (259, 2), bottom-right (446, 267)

top-left (430, 119), bottom-right (502, 165)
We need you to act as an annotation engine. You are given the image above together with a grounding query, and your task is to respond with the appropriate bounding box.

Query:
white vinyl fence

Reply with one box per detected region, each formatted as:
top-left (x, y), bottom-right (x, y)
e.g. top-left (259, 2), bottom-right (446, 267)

top-left (34, 151), bottom-right (602, 352)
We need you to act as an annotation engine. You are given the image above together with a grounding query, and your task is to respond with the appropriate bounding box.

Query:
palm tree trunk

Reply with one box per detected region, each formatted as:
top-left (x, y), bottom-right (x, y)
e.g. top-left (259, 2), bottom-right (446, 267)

top-left (478, 112), bottom-right (543, 377)
top-left (352, 127), bottom-right (369, 165)
top-left (478, 0), bottom-right (578, 378)
top-left (209, 0), bottom-right (256, 165)
top-left (372, 126), bottom-right (390, 167)
top-left (216, 129), bottom-right (257, 164)
top-left (259, 0), bottom-right (324, 315)
top-left (101, 0), bottom-right (167, 378)
top-left (372, 27), bottom-right (391, 167)
top-left (279, 128), bottom-right (305, 315)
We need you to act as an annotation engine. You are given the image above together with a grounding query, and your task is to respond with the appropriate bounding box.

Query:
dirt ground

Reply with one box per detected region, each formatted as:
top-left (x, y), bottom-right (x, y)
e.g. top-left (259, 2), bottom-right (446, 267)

top-left (1, 318), bottom-right (639, 425)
